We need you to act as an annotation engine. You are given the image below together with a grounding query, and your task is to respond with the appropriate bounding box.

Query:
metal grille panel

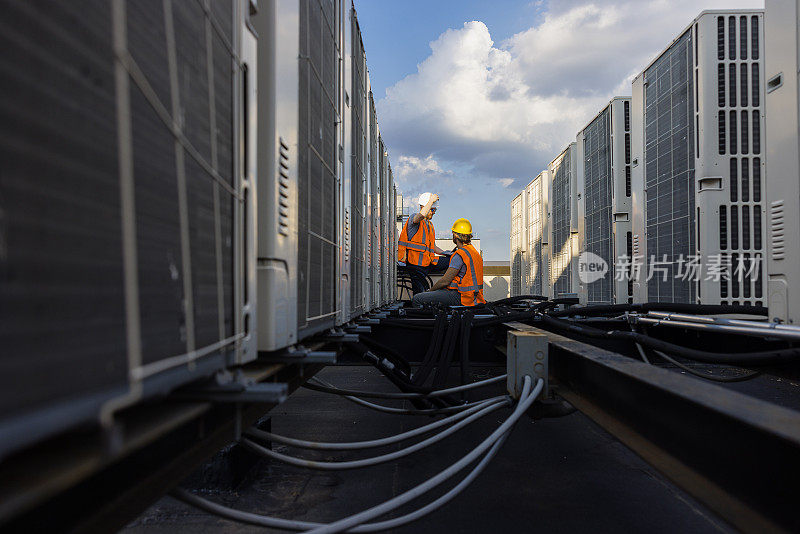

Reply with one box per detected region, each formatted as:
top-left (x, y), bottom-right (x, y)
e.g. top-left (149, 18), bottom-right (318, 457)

top-left (298, 0), bottom-right (339, 335)
top-left (368, 93), bottom-right (378, 308)
top-left (583, 107), bottom-right (614, 304)
top-left (0, 0), bottom-right (238, 448)
top-left (644, 28), bottom-right (695, 303)
top-left (510, 195), bottom-right (523, 296)
top-left (528, 178), bottom-right (544, 296)
top-left (550, 149), bottom-right (573, 296)
top-left (715, 14), bottom-right (764, 305)
top-left (350, 15), bottom-right (365, 315)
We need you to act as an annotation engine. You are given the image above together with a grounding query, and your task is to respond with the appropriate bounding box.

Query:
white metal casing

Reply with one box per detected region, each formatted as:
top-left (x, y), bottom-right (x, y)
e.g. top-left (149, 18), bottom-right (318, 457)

top-left (548, 143), bottom-right (580, 297)
top-left (576, 97), bottom-right (633, 305)
top-left (765, 0), bottom-right (800, 323)
top-left (254, 0), bottom-right (298, 351)
top-left (631, 74), bottom-right (647, 303)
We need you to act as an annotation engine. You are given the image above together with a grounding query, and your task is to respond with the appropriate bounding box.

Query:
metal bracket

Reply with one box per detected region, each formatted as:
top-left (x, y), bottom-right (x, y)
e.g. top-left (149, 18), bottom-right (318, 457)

top-left (325, 328), bottom-right (360, 343)
top-left (265, 345), bottom-right (337, 364)
top-left (344, 325), bottom-right (371, 333)
top-left (357, 318), bottom-right (380, 325)
top-left (369, 312), bottom-right (388, 319)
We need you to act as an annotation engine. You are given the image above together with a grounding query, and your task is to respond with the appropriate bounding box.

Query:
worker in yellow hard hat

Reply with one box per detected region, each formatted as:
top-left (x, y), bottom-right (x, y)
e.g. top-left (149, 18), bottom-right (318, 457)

top-left (412, 218), bottom-right (485, 307)
top-left (397, 192), bottom-right (451, 294)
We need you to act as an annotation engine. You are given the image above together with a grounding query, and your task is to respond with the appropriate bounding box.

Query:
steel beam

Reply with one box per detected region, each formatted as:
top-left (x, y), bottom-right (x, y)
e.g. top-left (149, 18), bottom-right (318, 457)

top-left (519, 325), bottom-right (800, 534)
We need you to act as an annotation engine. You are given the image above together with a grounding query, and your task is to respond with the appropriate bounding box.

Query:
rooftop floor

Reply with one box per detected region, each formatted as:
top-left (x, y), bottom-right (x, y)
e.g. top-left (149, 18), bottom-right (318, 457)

top-left (125, 365), bottom-right (732, 533)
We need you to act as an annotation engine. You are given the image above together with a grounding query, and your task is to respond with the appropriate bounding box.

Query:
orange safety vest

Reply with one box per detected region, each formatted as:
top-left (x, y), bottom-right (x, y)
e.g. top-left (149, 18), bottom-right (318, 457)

top-left (448, 244), bottom-right (485, 306)
top-left (398, 216), bottom-right (436, 267)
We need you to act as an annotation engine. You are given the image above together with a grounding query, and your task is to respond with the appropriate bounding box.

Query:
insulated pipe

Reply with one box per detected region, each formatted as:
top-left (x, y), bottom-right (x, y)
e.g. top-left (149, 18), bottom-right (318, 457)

top-left (303, 374), bottom-right (507, 400)
top-left (304, 377), bottom-right (543, 534)
top-left (245, 398), bottom-right (507, 451)
top-left (171, 431), bottom-right (510, 532)
top-left (241, 398), bottom-right (509, 470)
top-left (540, 314), bottom-right (800, 365)
top-left (549, 302), bottom-right (769, 318)
top-left (646, 311), bottom-right (800, 333)
top-left (320, 378), bottom-right (509, 415)
top-left (635, 316), bottom-right (800, 342)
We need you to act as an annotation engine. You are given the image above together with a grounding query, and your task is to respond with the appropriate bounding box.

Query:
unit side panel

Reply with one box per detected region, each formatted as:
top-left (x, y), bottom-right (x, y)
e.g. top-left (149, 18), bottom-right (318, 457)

top-left (765, 0), bottom-right (800, 322)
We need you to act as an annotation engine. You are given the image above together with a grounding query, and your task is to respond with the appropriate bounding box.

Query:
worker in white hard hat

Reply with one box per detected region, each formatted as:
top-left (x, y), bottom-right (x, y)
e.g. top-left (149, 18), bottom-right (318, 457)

top-left (397, 192), bottom-right (450, 294)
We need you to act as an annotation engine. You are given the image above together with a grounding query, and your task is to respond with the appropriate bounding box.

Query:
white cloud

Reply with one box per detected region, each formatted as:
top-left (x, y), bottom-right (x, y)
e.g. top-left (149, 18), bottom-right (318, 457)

top-left (376, 0), bottom-right (763, 258)
top-left (378, 0), bottom-right (762, 181)
top-left (394, 154), bottom-right (454, 195)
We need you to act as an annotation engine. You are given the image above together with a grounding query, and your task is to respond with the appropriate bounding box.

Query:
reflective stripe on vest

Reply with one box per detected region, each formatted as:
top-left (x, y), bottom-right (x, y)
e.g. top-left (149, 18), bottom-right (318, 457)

top-left (397, 216), bottom-right (435, 266)
top-left (447, 244), bottom-right (485, 306)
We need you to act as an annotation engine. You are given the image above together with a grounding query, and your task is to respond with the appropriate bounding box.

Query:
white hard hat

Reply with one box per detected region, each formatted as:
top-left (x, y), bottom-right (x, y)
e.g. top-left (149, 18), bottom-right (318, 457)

top-left (418, 192), bottom-right (439, 208)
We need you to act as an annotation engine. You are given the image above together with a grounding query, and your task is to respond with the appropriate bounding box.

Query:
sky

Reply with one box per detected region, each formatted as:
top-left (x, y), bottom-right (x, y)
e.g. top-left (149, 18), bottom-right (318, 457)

top-left (355, 0), bottom-right (763, 260)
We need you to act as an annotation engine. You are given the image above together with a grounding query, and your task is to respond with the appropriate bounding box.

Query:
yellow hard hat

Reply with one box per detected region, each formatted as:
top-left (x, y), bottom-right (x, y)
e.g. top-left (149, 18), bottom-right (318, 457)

top-left (451, 218), bottom-right (472, 235)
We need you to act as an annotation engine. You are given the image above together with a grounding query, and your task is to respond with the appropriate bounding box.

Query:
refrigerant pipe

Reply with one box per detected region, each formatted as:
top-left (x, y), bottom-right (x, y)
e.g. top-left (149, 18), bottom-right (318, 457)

top-left (171, 432), bottom-right (510, 532)
top-left (241, 397), bottom-right (509, 470)
top-left (539, 313), bottom-right (800, 365)
top-left (245, 397), bottom-right (507, 451)
top-left (303, 374), bottom-right (507, 400)
top-left (171, 377), bottom-right (542, 534)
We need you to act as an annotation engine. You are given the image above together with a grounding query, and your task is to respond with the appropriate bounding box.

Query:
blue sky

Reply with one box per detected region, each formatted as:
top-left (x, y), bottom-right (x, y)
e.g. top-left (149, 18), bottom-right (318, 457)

top-left (355, 0), bottom-right (762, 260)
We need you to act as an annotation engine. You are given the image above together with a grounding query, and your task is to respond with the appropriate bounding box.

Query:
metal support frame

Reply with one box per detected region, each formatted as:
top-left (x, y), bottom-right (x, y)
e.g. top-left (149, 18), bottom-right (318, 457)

top-left (523, 325), bottom-right (800, 533)
top-left (259, 345), bottom-right (338, 364)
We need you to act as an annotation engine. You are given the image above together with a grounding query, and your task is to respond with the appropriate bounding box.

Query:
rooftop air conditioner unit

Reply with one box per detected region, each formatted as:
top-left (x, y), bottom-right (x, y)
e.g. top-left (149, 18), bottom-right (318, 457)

top-left (576, 97), bottom-right (633, 305)
top-left (631, 10), bottom-right (765, 305)
top-left (255, 0), bottom-right (344, 352)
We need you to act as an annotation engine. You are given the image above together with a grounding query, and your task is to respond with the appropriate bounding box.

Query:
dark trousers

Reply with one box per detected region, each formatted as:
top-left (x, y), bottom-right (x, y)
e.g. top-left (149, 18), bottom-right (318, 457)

top-left (406, 255), bottom-right (449, 294)
top-left (412, 288), bottom-right (462, 308)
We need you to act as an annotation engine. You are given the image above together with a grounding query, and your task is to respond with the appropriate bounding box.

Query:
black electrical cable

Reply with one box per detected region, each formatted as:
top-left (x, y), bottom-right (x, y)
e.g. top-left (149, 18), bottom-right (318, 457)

top-left (549, 302), bottom-right (768, 318)
top-left (459, 311), bottom-right (473, 399)
top-left (649, 348), bottom-right (762, 382)
top-left (345, 343), bottom-right (443, 409)
top-left (472, 301), bottom-right (558, 327)
top-left (357, 336), bottom-right (412, 376)
top-left (432, 313), bottom-right (462, 388)
top-left (539, 313), bottom-right (800, 365)
top-left (413, 311), bottom-right (448, 386)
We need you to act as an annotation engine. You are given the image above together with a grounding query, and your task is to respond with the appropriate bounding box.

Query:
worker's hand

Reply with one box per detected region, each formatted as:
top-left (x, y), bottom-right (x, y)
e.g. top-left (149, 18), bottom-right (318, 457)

top-left (431, 193), bottom-right (439, 203)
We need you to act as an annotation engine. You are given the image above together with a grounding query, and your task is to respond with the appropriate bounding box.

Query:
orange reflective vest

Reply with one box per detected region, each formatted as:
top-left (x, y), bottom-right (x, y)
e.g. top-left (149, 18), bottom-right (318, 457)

top-left (448, 244), bottom-right (485, 306)
top-left (398, 216), bottom-right (436, 267)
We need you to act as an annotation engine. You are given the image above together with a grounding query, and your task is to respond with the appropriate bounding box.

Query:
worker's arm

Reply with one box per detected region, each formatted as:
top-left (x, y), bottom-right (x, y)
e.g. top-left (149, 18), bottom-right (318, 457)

top-left (411, 193), bottom-right (439, 223)
top-left (429, 267), bottom-right (458, 291)
top-left (432, 244), bottom-right (447, 255)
